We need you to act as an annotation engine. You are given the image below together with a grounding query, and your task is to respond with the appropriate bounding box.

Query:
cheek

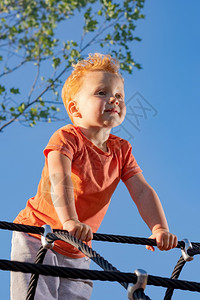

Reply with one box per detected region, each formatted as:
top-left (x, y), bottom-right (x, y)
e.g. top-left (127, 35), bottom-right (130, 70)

top-left (120, 104), bottom-right (126, 119)
top-left (121, 103), bottom-right (126, 112)
top-left (96, 99), bottom-right (106, 113)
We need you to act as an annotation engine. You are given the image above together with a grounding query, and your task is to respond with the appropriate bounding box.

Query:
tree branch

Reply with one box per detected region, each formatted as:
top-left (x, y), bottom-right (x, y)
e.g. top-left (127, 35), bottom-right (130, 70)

top-left (0, 58), bottom-right (27, 78)
top-left (0, 64), bottom-right (70, 132)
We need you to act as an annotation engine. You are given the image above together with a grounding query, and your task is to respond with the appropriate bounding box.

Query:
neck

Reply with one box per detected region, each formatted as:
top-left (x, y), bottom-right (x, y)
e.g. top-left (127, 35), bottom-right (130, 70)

top-left (76, 126), bottom-right (111, 149)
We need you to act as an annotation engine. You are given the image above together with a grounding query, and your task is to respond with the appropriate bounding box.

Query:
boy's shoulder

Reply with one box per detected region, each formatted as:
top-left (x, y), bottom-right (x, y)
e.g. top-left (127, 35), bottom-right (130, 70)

top-left (53, 124), bottom-right (80, 140)
top-left (57, 124), bottom-right (77, 134)
top-left (48, 124), bottom-right (81, 146)
top-left (109, 132), bottom-right (124, 141)
top-left (109, 132), bottom-right (131, 146)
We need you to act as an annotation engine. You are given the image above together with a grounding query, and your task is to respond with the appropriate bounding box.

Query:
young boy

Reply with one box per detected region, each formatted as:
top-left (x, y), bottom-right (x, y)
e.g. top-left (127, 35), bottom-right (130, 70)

top-left (11, 53), bottom-right (177, 300)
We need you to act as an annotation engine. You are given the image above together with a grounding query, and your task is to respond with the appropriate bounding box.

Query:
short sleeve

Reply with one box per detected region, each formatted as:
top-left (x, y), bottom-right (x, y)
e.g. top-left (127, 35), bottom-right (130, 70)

top-left (121, 141), bottom-right (142, 182)
top-left (43, 126), bottom-right (79, 160)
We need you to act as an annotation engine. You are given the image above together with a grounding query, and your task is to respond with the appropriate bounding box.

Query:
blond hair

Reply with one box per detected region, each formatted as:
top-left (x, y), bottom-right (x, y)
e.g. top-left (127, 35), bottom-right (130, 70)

top-left (61, 53), bottom-right (123, 123)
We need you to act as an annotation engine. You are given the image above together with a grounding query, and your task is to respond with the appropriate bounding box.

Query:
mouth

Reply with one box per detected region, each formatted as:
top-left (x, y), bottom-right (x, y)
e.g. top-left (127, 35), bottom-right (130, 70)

top-left (104, 109), bottom-right (119, 114)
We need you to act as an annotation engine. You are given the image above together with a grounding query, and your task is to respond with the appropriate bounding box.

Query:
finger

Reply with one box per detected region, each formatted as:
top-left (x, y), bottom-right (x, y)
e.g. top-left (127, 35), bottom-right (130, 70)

top-left (156, 235), bottom-right (164, 250)
top-left (146, 245), bottom-right (155, 252)
top-left (79, 226), bottom-right (88, 241)
top-left (74, 225), bottom-right (83, 240)
top-left (167, 234), bottom-right (175, 250)
top-left (85, 229), bottom-right (93, 242)
top-left (89, 230), bottom-right (93, 241)
top-left (84, 230), bottom-right (90, 242)
top-left (146, 235), bottom-right (156, 251)
top-left (165, 234), bottom-right (177, 250)
top-left (68, 227), bottom-right (77, 237)
top-left (157, 233), bottom-right (171, 251)
top-left (164, 238), bottom-right (171, 250)
top-left (162, 235), bottom-right (171, 250)
top-left (160, 235), bottom-right (174, 251)
top-left (172, 235), bottom-right (178, 249)
top-left (160, 239), bottom-right (169, 251)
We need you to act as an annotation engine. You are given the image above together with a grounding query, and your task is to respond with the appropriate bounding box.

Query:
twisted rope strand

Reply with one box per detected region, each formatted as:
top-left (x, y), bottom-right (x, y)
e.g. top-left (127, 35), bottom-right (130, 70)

top-left (25, 247), bottom-right (47, 300)
top-left (164, 256), bottom-right (186, 300)
top-left (2, 220), bottom-right (200, 298)
top-left (1, 260), bottom-right (200, 292)
top-left (2, 221), bottom-right (200, 255)
top-left (0, 221), bottom-right (43, 235)
top-left (47, 231), bottom-right (128, 289)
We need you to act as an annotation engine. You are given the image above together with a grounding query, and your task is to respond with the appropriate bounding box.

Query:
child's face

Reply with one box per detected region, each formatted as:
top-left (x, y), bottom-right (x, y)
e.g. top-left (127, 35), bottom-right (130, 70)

top-left (73, 71), bottom-right (126, 129)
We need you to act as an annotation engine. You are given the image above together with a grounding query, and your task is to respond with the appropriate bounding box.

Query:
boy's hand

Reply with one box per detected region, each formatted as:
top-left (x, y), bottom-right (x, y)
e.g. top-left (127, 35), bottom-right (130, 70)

top-left (63, 219), bottom-right (93, 242)
top-left (146, 228), bottom-right (178, 252)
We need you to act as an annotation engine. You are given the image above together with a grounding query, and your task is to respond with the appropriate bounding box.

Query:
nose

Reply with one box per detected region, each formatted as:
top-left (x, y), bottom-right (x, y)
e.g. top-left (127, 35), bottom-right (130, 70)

top-left (109, 96), bottom-right (119, 105)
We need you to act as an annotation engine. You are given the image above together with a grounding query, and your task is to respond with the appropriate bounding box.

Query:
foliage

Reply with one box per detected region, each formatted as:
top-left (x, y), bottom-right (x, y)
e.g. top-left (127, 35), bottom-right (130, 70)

top-left (0, 0), bottom-right (145, 131)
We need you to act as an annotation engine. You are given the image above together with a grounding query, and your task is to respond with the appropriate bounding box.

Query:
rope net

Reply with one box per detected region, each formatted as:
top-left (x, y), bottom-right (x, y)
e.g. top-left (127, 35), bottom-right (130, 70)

top-left (1, 221), bottom-right (200, 300)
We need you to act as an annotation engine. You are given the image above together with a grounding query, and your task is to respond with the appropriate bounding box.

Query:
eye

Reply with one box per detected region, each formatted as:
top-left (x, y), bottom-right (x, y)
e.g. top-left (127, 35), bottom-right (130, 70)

top-left (115, 93), bottom-right (123, 101)
top-left (97, 90), bottom-right (106, 96)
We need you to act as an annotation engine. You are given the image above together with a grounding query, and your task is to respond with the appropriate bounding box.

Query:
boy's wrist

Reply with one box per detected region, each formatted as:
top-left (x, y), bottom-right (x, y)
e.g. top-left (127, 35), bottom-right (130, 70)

top-left (62, 218), bottom-right (79, 225)
top-left (152, 224), bottom-right (169, 234)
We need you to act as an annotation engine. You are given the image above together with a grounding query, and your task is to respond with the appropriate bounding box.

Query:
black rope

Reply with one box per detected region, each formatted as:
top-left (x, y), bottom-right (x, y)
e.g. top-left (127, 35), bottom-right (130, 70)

top-left (2, 220), bottom-right (200, 254)
top-left (2, 221), bottom-right (200, 257)
top-left (0, 221), bottom-right (161, 247)
top-left (93, 232), bottom-right (182, 248)
top-left (47, 229), bottom-right (200, 296)
top-left (47, 231), bottom-right (128, 289)
top-left (2, 259), bottom-right (135, 282)
top-left (164, 242), bottom-right (200, 300)
top-left (2, 220), bottom-right (200, 298)
top-left (133, 288), bottom-right (151, 300)
top-left (163, 256), bottom-right (187, 300)
top-left (1, 259), bottom-right (200, 292)
top-left (0, 221), bottom-right (43, 235)
top-left (25, 247), bottom-right (47, 300)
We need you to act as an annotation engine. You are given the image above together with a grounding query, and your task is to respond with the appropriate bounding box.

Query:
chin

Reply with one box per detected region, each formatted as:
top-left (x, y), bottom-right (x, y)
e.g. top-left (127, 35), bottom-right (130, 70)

top-left (103, 120), bottom-right (122, 128)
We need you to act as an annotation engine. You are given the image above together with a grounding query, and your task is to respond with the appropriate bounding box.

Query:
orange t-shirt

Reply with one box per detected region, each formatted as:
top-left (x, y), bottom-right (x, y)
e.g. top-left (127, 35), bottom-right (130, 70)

top-left (15, 125), bottom-right (142, 258)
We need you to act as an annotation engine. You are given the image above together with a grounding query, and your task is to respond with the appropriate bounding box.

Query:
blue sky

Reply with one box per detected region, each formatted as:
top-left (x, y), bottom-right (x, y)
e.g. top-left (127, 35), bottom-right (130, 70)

top-left (1, 1), bottom-right (200, 299)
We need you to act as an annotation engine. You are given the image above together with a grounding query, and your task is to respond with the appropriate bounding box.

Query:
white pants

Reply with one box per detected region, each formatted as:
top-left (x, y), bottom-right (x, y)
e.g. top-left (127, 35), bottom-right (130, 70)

top-left (10, 231), bottom-right (93, 300)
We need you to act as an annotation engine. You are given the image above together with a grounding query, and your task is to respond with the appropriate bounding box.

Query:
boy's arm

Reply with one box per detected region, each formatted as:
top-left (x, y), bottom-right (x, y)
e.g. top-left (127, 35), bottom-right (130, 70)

top-left (48, 151), bottom-right (93, 242)
top-left (124, 173), bottom-right (177, 251)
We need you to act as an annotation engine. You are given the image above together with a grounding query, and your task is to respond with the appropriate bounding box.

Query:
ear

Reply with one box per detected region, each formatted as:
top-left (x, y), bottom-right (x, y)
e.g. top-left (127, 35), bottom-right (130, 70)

top-left (67, 100), bottom-right (82, 118)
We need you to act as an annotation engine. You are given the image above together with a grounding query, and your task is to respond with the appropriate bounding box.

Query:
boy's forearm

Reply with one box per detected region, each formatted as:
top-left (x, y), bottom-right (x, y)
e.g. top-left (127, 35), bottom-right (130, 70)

top-left (50, 173), bottom-right (78, 224)
top-left (125, 174), bottom-right (177, 251)
top-left (135, 187), bottom-right (169, 233)
top-left (49, 172), bottom-right (93, 241)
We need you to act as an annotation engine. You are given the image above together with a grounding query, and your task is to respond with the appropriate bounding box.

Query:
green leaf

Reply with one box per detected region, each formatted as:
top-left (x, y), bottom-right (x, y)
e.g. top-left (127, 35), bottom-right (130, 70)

top-left (52, 57), bottom-right (61, 68)
top-left (39, 110), bottom-right (49, 118)
top-left (29, 119), bottom-right (36, 127)
top-left (10, 87), bottom-right (20, 94)
top-left (30, 107), bottom-right (38, 116)
top-left (134, 37), bottom-right (142, 42)
top-left (39, 99), bottom-right (45, 106)
top-left (135, 63), bottom-right (142, 69)
top-left (17, 103), bottom-right (25, 113)
top-left (0, 85), bottom-right (5, 95)
top-left (1, 103), bottom-right (6, 110)
top-left (51, 105), bottom-right (56, 111)
top-left (11, 113), bottom-right (19, 117)
top-left (71, 41), bottom-right (78, 47)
